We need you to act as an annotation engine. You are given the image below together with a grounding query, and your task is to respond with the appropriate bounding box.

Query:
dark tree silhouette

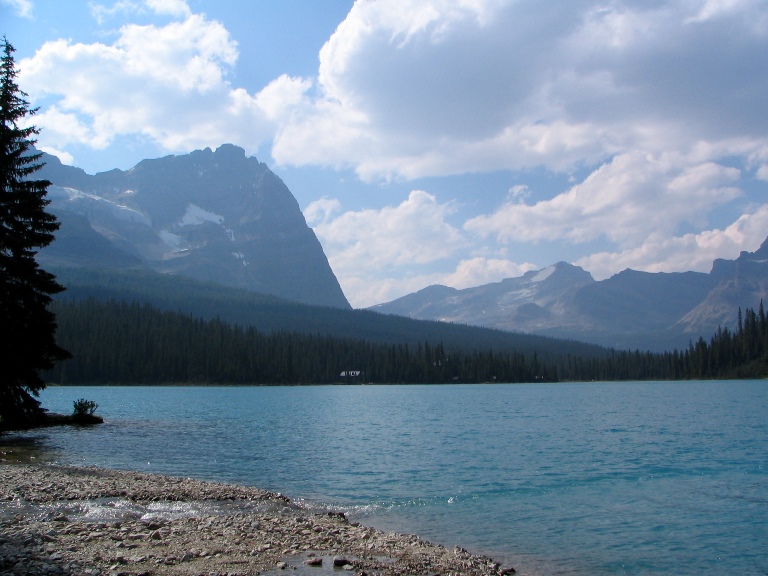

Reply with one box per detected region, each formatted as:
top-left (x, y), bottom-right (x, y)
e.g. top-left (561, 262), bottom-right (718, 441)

top-left (0, 37), bottom-right (69, 428)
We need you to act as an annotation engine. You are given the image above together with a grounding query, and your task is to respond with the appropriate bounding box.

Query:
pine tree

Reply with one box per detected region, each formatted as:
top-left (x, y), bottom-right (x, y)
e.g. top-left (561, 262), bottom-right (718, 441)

top-left (0, 37), bottom-right (70, 427)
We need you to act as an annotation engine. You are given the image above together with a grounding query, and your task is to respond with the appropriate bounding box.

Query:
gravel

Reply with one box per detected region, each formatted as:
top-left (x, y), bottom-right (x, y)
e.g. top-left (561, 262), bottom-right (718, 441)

top-left (0, 463), bottom-right (517, 576)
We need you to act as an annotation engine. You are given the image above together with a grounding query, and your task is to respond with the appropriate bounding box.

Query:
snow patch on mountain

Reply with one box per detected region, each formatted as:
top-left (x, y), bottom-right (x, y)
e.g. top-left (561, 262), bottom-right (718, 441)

top-left (496, 288), bottom-right (536, 309)
top-left (36, 144), bottom-right (352, 309)
top-left (531, 266), bottom-right (555, 282)
top-left (180, 204), bottom-right (224, 226)
top-left (159, 230), bottom-right (186, 251)
top-left (47, 185), bottom-right (151, 225)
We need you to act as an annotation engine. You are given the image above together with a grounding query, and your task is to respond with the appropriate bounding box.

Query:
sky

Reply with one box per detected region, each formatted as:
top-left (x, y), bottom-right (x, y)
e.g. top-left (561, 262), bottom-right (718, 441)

top-left (4, 0), bottom-right (768, 308)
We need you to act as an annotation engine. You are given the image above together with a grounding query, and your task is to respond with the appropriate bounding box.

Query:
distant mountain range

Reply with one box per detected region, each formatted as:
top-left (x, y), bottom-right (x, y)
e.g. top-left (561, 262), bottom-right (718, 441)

top-left (32, 145), bottom-right (768, 352)
top-left (50, 266), bottom-right (609, 362)
top-left (35, 145), bottom-right (349, 309)
top-left (370, 241), bottom-right (768, 351)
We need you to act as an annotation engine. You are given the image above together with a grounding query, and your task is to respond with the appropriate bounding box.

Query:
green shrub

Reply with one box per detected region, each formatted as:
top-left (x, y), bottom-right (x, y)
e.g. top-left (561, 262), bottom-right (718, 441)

top-left (72, 398), bottom-right (98, 417)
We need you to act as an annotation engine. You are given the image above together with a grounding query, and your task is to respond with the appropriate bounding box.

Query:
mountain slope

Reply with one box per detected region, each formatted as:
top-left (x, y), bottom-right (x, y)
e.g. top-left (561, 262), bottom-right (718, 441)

top-left (51, 266), bottom-right (611, 362)
top-left (676, 238), bottom-right (768, 334)
top-left (572, 269), bottom-right (717, 332)
top-left (371, 242), bottom-right (768, 351)
top-left (370, 262), bottom-right (595, 331)
top-left (35, 145), bottom-right (350, 309)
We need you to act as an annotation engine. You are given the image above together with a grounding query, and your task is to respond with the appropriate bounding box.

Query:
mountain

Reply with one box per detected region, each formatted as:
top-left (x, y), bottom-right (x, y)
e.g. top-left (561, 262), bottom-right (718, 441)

top-left (50, 266), bottom-right (611, 363)
top-left (371, 242), bottom-right (768, 351)
top-left (676, 239), bottom-right (768, 334)
top-left (570, 269), bottom-right (718, 333)
top-left (35, 145), bottom-right (350, 309)
top-left (371, 262), bottom-right (595, 331)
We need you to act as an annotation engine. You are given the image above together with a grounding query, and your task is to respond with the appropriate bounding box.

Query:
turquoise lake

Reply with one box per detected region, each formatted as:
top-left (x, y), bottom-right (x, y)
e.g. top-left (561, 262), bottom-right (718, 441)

top-left (8, 381), bottom-right (768, 575)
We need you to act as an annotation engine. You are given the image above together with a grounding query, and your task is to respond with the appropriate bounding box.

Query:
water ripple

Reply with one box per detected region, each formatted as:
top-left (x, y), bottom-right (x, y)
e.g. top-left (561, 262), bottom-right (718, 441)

top-left (6, 381), bottom-right (766, 576)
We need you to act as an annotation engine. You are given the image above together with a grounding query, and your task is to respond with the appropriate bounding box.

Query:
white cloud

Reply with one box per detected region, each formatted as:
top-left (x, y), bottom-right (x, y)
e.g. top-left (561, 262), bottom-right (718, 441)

top-left (16, 0), bottom-right (768, 305)
top-left (115, 15), bottom-right (237, 91)
top-left (270, 0), bottom-right (768, 182)
top-left (2, 0), bottom-right (32, 17)
top-left (464, 152), bottom-right (743, 248)
top-left (145, 0), bottom-right (190, 18)
top-left (304, 197), bottom-right (341, 226)
top-left (22, 0), bottom-right (768, 184)
top-left (313, 190), bottom-right (465, 269)
top-left (689, 0), bottom-right (768, 30)
top-left (254, 74), bottom-right (313, 122)
top-left (31, 106), bottom-right (97, 147)
top-left (343, 274), bottom-right (442, 310)
top-left (340, 256), bottom-right (539, 308)
top-left (507, 185), bottom-right (531, 201)
top-left (308, 190), bottom-right (545, 306)
top-left (89, 1), bottom-right (138, 23)
top-left (310, 190), bottom-right (471, 306)
top-left (38, 146), bottom-right (74, 166)
top-left (17, 14), bottom-right (279, 156)
top-left (89, 0), bottom-right (190, 23)
top-left (575, 206), bottom-right (768, 280)
top-left (442, 257), bottom-right (538, 289)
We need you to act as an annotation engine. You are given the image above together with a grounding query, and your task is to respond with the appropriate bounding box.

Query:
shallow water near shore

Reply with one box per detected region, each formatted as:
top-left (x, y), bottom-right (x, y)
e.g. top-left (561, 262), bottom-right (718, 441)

top-left (8, 381), bottom-right (768, 575)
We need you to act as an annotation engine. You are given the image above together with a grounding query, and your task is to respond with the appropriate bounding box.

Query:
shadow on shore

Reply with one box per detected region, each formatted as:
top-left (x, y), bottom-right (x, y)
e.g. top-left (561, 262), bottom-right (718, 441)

top-left (1, 412), bottom-right (103, 433)
top-left (0, 413), bottom-right (103, 464)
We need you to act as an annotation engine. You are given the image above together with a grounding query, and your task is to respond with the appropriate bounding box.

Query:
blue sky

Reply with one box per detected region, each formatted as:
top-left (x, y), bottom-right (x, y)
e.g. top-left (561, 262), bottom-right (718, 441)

top-left (4, 0), bottom-right (768, 307)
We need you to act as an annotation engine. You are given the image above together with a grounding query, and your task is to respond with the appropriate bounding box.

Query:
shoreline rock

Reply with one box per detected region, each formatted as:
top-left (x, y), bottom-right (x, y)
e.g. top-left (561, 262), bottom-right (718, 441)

top-left (0, 463), bottom-right (516, 576)
top-left (0, 412), bottom-right (104, 433)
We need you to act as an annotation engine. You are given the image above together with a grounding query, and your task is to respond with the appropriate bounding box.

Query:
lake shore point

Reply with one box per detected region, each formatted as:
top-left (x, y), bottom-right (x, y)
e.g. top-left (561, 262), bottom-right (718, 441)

top-left (0, 463), bottom-right (515, 576)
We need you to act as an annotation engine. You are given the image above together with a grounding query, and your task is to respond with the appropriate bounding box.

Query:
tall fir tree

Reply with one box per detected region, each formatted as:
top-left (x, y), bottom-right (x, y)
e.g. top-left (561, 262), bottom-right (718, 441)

top-left (0, 37), bottom-right (70, 427)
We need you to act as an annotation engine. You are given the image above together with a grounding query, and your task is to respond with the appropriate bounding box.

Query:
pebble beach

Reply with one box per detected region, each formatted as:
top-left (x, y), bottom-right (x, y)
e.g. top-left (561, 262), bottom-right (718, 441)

top-left (0, 463), bottom-right (516, 576)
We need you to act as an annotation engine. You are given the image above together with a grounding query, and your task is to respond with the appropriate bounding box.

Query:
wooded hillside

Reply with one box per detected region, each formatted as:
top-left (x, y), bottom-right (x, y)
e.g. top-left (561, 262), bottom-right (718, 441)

top-left (45, 298), bottom-right (768, 384)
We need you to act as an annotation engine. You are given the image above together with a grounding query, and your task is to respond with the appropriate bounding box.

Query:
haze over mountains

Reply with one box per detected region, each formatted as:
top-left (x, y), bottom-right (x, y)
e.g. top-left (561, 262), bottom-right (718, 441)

top-left (371, 242), bottom-right (768, 352)
top-left (35, 145), bottom-right (349, 309)
top-left (34, 145), bottom-right (768, 352)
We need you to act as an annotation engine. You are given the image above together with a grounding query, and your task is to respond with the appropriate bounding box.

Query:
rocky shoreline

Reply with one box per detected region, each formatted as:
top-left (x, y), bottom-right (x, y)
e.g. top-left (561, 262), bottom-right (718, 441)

top-left (0, 463), bottom-right (516, 576)
top-left (0, 412), bottom-right (104, 433)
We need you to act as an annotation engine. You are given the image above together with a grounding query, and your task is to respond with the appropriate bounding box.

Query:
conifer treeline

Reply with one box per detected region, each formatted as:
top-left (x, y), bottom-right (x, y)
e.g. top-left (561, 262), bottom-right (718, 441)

top-left (46, 299), bottom-right (557, 384)
top-left (561, 304), bottom-right (768, 380)
top-left (682, 304), bottom-right (768, 378)
top-left (45, 298), bottom-right (768, 385)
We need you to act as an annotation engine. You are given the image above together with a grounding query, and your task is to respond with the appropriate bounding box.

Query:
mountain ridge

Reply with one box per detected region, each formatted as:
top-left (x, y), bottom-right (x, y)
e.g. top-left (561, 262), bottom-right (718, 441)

top-left (33, 146), bottom-right (768, 351)
top-left (35, 145), bottom-right (350, 309)
top-left (50, 265), bottom-right (611, 363)
top-left (371, 243), bottom-right (768, 351)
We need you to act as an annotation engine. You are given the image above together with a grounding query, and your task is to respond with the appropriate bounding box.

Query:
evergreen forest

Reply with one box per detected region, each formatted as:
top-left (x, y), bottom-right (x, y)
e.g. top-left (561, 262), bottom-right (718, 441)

top-left (45, 297), bottom-right (768, 385)
top-left (46, 298), bottom-right (558, 384)
top-left (50, 267), bottom-right (608, 360)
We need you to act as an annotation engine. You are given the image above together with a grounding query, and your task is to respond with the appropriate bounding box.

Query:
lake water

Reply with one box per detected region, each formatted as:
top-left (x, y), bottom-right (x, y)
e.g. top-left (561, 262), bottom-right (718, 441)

top-left (7, 381), bottom-right (767, 575)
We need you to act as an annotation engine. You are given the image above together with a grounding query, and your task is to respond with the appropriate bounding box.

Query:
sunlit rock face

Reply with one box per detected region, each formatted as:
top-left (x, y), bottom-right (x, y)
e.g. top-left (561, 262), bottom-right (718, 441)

top-left (675, 238), bottom-right (768, 337)
top-left (370, 261), bottom-right (596, 332)
top-left (36, 145), bottom-right (350, 309)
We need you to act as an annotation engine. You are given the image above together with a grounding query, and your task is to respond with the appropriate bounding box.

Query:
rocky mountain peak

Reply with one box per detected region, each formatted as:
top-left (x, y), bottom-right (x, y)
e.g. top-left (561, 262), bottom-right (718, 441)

top-left (371, 239), bottom-right (768, 351)
top-left (739, 236), bottom-right (768, 261)
top-left (36, 146), bottom-right (350, 309)
top-left (519, 261), bottom-right (594, 283)
top-left (370, 261), bottom-right (594, 331)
